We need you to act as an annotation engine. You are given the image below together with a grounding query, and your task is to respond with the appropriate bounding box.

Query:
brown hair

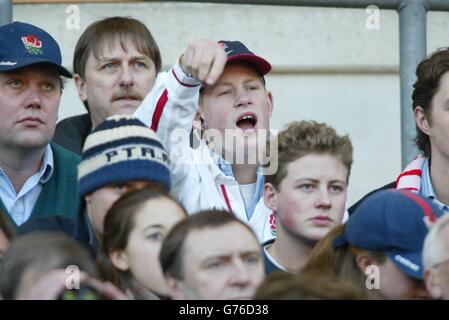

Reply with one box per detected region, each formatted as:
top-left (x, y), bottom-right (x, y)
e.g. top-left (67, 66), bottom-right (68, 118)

top-left (0, 232), bottom-right (96, 300)
top-left (97, 187), bottom-right (186, 295)
top-left (73, 16), bottom-right (162, 111)
top-left (412, 48), bottom-right (449, 157)
top-left (159, 210), bottom-right (257, 280)
top-left (264, 120), bottom-right (353, 190)
top-left (254, 271), bottom-right (367, 300)
top-left (301, 225), bottom-right (386, 299)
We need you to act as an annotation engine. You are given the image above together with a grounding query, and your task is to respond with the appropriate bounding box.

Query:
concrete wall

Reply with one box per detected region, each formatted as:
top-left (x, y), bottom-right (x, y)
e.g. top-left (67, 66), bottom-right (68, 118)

top-left (11, 2), bottom-right (449, 206)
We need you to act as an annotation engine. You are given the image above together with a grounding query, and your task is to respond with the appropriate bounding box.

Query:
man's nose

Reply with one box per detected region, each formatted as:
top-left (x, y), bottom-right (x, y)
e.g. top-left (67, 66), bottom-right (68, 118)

top-left (230, 258), bottom-right (251, 286)
top-left (119, 65), bottom-right (134, 86)
top-left (25, 86), bottom-right (42, 109)
top-left (315, 187), bottom-right (332, 209)
top-left (234, 88), bottom-right (251, 108)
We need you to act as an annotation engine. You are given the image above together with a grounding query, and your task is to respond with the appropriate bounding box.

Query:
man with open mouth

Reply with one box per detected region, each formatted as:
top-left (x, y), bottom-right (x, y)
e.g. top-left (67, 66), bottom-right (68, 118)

top-left (134, 39), bottom-right (275, 243)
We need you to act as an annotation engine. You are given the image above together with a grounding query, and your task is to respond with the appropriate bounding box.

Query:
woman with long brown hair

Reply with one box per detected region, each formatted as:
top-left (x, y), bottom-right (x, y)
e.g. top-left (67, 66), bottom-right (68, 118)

top-left (97, 187), bottom-right (187, 299)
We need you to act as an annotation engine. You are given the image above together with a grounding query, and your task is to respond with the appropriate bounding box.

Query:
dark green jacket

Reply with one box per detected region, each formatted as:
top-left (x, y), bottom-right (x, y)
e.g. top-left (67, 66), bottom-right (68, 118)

top-left (0, 143), bottom-right (80, 229)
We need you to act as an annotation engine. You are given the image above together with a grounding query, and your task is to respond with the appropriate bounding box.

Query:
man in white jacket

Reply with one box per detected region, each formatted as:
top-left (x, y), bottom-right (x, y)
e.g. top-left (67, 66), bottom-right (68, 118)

top-left (134, 39), bottom-right (275, 243)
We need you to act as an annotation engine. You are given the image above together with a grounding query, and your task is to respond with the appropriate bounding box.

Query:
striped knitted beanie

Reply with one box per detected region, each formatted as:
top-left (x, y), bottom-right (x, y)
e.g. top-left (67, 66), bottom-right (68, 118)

top-left (77, 115), bottom-right (171, 199)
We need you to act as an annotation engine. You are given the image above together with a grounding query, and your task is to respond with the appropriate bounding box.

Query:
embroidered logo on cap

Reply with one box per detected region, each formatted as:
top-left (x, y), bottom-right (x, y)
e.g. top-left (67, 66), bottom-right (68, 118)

top-left (0, 61), bottom-right (17, 66)
top-left (395, 254), bottom-right (420, 272)
top-left (21, 35), bottom-right (43, 55)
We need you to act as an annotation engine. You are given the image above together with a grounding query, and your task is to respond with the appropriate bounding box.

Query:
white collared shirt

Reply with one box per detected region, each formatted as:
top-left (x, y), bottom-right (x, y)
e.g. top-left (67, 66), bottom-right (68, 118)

top-left (420, 158), bottom-right (449, 214)
top-left (0, 145), bottom-right (54, 225)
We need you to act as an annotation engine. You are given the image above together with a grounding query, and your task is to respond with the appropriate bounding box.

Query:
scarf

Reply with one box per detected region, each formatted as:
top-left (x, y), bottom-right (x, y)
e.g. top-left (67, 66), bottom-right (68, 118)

top-left (395, 156), bottom-right (426, 192)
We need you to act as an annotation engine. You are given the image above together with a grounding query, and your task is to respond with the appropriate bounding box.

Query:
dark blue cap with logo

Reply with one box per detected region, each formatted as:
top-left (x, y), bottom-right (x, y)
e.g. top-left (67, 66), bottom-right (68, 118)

top-left (0, 21), bottom-right (72, 78)
top-left (333, 189), bottom-right (444, 280)
top-left (218, 40), bottom-right (271, 76)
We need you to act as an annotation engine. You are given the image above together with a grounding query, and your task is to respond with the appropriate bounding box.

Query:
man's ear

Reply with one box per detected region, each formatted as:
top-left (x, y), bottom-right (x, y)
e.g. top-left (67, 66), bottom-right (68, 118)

top-left (109, 249), bottom-right (130, 272)
top-left (414, 106), bottom-right (431, 136)
top-left (165, 275), bottom-right (186, 300)
top-left (74, 74), bottom-right (87, 102)
top-left (424, 268), bottom-right (443, 299)
top-left (266, 91), bottom-right (274, 118)
top-left (263, 182), bottom-right (278, 211)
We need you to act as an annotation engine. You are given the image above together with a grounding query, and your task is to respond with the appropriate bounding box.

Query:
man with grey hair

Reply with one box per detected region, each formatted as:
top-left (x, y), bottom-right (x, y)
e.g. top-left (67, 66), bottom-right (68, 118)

top-left (423, 214), bottom-right (449, 299)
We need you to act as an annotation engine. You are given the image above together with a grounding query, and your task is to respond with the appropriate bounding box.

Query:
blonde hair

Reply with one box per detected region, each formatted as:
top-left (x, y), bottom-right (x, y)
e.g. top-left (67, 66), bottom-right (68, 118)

top-left (264, 120), bottom-right (353, 190)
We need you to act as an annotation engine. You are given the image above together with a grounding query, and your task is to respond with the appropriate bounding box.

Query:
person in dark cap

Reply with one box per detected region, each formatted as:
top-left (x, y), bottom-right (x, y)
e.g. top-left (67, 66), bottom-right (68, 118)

top-left (301, 189), bottom-right (444, 299)
top-left (134, 39), bottom-right (274, 243)
top-left (0, 21), bottom-right (78, 229)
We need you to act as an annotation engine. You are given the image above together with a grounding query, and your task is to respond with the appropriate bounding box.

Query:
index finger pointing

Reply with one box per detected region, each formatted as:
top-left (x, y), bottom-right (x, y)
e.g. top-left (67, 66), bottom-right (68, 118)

top-left (205, 48), bottom-right (227, 86)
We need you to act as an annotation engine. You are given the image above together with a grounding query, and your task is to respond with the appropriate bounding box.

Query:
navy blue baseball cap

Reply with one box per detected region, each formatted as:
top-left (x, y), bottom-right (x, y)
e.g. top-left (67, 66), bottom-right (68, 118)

top-left (333, 189), bottom-right (444, 280)
top-left (218, 40), bottom-right (271, 76)
top-left (0, 21), bottom-right (72, 78)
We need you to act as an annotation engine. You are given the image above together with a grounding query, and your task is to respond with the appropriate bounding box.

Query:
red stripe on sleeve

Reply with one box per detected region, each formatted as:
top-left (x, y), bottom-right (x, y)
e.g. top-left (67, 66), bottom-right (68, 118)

top-left (220, 184), bottom-right (233, 213)
top-left (151, 89), bottom-right (168, 132)
top-left (172, 69), bottom-right (200, 87)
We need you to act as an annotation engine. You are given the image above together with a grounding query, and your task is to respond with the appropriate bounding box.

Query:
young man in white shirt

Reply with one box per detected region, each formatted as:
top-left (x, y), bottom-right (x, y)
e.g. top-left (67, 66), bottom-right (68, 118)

top-left (134, 39), bottom-right (274, 242)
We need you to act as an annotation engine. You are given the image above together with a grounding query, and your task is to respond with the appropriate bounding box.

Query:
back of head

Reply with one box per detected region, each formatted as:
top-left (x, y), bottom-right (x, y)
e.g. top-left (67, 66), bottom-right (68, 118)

top-left (264, 120), bottom-right (353, 189)
top-left (0, 231), bottom-right (95, 299)
top-left (159, 210), bottom-right (256, 280)
top-left (254, 271), bottom-right (367, 300)
top-left (77, 114), bottom-right (171, 201)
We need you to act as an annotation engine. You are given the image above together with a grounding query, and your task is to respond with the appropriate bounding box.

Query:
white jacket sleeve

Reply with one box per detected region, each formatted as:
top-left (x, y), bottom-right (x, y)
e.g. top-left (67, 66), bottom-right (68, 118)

top-left (133, 59), bottom-right (201, 185)
top-left (134, 60), bottom-right (200, 146)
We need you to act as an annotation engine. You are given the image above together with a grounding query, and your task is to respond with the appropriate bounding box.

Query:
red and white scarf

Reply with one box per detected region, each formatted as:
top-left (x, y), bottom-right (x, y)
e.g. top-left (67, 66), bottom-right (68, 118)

top-left (395, 156), bottom-right (426, 193)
